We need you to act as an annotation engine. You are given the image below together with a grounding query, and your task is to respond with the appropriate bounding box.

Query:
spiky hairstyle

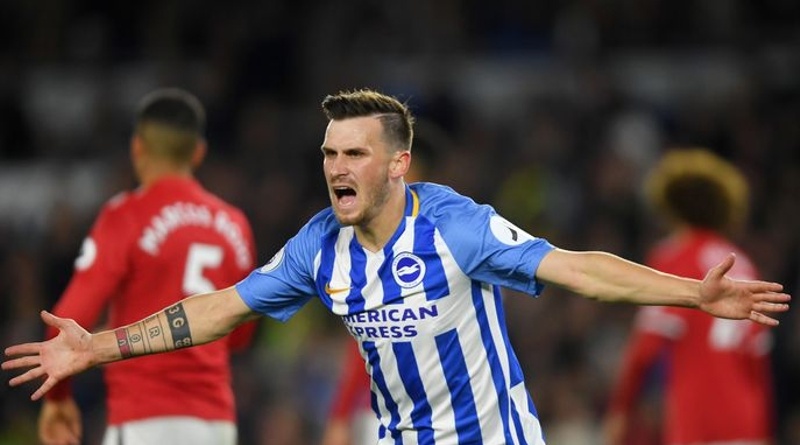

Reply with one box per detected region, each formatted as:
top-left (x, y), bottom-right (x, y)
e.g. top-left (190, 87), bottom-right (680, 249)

top-left (321, 89), bottom-right (414, 151)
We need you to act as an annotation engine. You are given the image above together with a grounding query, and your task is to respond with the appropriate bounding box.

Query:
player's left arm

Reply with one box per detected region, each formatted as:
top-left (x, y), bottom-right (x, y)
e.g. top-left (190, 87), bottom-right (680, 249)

top-left (536, 249), bottom-right (790, 326)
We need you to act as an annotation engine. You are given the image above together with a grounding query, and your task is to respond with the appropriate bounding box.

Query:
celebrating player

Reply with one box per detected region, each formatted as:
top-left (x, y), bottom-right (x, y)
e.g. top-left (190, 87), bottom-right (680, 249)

top-left (4, 89), bottom-right (789, 445)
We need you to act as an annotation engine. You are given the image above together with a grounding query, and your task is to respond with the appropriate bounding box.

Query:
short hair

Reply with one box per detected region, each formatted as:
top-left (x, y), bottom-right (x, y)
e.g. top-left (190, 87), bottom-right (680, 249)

top-left (133, 88), bottom-right (206, 163)
top-left (645, 148), bottom-right (749, 232)
top-left (321, 89), bottom-right (415, 151)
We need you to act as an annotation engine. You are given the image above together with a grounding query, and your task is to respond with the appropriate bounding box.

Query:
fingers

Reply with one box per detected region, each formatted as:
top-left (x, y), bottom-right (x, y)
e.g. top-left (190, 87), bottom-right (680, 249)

top-left (41, 310), bottom-right (65, 329)
top-left (749, 311), bottom-right (780, 327)
top-left (708, 253), bottom-right (736, 279)
top-left (754, 290), bottom-right (791, 303)
top-left (2, 355), bottom-right (41, 371)
top-left (32, 376), bottom-right (59, 401)
top-left (750, 291), bottom-right (791, 325)
top-left (742, 280), bottom-right (784, 294)
top-left (4, 342), bottom-right (43, 358)
top-left (752, 290), bottom-right (791, 306)
top-left (752, 301), bottom-right (790, 314)
top-left (3, 345), bottom-right (43, 382)
top-left (9, 365), bottom-right (47, 387)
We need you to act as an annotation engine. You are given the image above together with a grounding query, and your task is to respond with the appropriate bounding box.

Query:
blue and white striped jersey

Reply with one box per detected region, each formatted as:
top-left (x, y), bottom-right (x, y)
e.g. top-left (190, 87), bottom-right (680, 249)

top-left (236, 182), bottom-right (554, 444)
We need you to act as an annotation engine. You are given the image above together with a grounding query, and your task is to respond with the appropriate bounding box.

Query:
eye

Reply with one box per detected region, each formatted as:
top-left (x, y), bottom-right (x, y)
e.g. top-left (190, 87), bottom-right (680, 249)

top-left (345, 149), bottom-right (367, 158)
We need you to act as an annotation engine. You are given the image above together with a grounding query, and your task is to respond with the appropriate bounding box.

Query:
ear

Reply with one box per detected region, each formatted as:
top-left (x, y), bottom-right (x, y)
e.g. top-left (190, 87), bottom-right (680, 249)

top-left (191, 139), bottom-right (208, 169)
top-left (130, 134), bottom-right (145, 162)
top-left (389, 151), bottom-right (411, 179)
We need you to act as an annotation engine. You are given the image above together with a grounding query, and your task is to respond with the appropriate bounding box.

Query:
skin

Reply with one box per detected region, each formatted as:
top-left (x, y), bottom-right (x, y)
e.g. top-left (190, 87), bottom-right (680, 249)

top-left (321, 116), bottom-right (410, 251)
top-left (130, 128), bottom-right (207, 188)
top-left (39, 398), bottom-right (81, 445)
top-left (321, 419), bottom-right (350, 445)
top-left (2, 113), bottom-right (791, 425)
top-left (34, 130), bottom-right (210, 445)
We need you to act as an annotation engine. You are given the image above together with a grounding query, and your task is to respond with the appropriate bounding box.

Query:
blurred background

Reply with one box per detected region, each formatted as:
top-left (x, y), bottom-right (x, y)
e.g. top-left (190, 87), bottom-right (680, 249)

top-left (0, 0), bottom-right (799, 444)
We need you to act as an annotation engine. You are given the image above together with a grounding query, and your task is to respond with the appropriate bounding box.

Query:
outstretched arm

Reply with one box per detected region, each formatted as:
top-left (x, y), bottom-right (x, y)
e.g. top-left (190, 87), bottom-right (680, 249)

top-left (3, 286), bottom-right (258, 400)
top-left (536, 249), bottom-right (790, 325)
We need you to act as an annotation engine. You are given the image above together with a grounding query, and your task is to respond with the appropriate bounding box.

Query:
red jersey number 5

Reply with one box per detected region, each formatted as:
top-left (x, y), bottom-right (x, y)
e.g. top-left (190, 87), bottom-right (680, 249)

top-left (182, 243), bottom-right (224, 295)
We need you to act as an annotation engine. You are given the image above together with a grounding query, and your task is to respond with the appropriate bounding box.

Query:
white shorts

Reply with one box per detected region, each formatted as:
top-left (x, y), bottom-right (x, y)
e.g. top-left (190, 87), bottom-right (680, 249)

top-left (351, 411), bottom-right (381, 445)
top-left (102, 416), bottom-right (236, 445)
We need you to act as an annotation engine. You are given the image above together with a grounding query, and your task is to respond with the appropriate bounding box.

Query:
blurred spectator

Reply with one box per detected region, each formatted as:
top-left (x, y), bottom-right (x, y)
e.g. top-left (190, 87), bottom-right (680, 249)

top-left (604, 148), bottom-right (775, 445)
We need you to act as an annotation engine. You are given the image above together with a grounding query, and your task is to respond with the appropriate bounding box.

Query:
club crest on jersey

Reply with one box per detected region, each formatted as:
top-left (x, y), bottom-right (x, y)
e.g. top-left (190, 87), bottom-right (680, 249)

top-left (391, 252), bottom-right (426, 288)
top-left (259, 247), bottom-right (285, 273)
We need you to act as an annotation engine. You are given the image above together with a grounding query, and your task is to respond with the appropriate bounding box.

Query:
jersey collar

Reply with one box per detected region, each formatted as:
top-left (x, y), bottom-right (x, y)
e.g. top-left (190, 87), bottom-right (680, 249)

top-left (404, 184), bottom-right (420, 218)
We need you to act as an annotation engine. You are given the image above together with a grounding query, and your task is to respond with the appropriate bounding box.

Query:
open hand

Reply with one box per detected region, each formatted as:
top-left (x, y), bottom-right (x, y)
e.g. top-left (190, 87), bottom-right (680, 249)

top-left (699, 253), bottom-right (791, 326)
top-left (2, 311), bottom-right (95, 400)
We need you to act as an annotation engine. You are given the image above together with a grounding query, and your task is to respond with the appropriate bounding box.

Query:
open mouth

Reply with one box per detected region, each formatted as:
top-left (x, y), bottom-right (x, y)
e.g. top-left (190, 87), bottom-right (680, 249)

top-left (333, 186), bottom-right (355, 198)
top-left (333, 186), bottom-right (357, 206)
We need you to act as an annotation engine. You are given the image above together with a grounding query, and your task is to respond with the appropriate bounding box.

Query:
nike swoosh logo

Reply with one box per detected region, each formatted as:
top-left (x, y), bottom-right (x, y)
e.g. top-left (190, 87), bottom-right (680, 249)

top-left (325, 283), bottom-right (351, 295)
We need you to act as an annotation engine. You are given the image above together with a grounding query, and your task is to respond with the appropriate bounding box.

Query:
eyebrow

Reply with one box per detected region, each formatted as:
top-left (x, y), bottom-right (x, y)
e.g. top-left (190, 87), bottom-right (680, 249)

top-left (320, 146), bottom-right (369, 154)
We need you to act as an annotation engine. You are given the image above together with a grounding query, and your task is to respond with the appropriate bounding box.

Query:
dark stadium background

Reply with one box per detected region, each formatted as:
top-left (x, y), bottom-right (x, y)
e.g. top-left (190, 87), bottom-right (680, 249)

top-left (1, 1), bottom-right (798, 443)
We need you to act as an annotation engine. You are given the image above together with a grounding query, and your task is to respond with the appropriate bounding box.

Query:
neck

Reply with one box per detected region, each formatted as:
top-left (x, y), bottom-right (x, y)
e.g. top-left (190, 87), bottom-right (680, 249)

top-left (139, 164), bottom-right (193, 188)
top-left (354, 181), bottom-right (407, 252)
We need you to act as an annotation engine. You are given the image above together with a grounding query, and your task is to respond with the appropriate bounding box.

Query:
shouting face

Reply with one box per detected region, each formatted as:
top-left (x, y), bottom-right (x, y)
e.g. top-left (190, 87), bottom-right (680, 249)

top-left (321, 116), bottom-right (402, 228)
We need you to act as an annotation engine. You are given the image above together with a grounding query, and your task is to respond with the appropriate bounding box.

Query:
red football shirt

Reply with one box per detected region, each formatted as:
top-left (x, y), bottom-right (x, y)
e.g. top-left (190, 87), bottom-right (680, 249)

top-left (328, 339), bottom-right (372, 421)
top-left (608, 229), bottom-right (774, 444)
top-left (46, 176), bottom-right (257, 424)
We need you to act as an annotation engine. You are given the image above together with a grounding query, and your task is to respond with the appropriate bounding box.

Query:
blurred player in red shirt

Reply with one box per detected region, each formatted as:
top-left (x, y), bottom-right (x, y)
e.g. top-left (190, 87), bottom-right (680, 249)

top-left (39, 88), bottom-right (257, 445)
top-left (605, 148), bottom-right (775, 445)
top-left (321, 339), bottom-right (378, 445)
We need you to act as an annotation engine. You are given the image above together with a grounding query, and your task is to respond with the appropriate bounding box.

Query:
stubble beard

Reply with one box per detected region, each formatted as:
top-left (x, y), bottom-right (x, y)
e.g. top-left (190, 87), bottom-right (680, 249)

top-left (336, 177), bottom-right (391, 229)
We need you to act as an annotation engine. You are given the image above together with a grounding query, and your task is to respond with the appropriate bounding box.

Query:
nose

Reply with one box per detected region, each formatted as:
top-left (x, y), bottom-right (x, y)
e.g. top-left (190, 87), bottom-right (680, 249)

top-left (327, 154), bottom-right (347, 177)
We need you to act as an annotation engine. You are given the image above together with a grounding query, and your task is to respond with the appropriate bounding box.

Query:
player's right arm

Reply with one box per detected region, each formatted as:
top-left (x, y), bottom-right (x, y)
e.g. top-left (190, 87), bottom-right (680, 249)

top-left (3, 286), bottom-right (258, 401)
